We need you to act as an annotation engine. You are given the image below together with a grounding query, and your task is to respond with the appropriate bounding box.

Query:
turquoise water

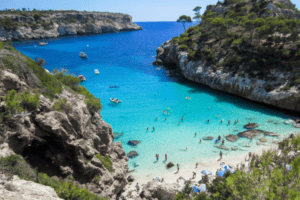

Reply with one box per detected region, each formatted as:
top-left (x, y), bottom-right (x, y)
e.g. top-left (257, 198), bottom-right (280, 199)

top-left (15, 22), bottom-right (299, 179)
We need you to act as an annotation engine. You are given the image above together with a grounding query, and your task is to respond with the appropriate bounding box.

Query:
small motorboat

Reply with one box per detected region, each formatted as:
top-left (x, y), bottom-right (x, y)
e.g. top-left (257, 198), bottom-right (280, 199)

top-left (38, 41), bottom-right (48, 46)
top-left (94, 69), bottom-right (99, 74)
top-left (110, 98), bottom-right (122, 103)
top-left (80, 52), bottom-right (88, 59)
top-left (185, 96), bottom-right (191, 99)
top-left (109, 85), bottom-right (119, 88)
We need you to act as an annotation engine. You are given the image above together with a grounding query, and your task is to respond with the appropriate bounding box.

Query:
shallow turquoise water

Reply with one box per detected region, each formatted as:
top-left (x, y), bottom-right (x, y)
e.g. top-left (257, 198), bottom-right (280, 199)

top-left (15, 22), bottom-right (299, 179)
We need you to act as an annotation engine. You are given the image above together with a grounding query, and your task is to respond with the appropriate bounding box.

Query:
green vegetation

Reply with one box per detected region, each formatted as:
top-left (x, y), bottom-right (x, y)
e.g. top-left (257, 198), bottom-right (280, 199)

top-left (84, 146), bottom-right (90, 151)
top-left (0, 16), bottom-right (20, 31)
top-left (95, 154), bottom-right (114, 172)
top-left (177, 15), bottom-right (192, 31)
top-left (93, 175), bottom-right (101, 183)
top-left (283, 85), bottom-right (291, 91)
top-left (232, 38), bottom-right (242, 44)
top-left (52, 98), bottom-right (72, 113)
top-left (175, 134), bottom-right (300, 199)
top-left (294, 79), bottom-right (300, 84)
top-left (0, 154), bottom-right (106, 200)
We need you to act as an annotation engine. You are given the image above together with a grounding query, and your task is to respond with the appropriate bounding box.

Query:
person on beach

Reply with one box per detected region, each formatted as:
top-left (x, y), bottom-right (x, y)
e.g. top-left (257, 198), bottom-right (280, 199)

top-left (177, 164), bottom-right (180, 172)
top-left (220, 151), bottom-right (223, 159)
top-left (195, 163), bottom-right (198, 168)
top-left (228, 120), bottom-right (230, 125)
top-left (165, 154), bottom-right (167, 161)
top-left (193, 172), bottom-right (196, 179)
top-left (136, 183), bottom-right (140, 192)
top-left (153, 126), bottom-right (155, 131)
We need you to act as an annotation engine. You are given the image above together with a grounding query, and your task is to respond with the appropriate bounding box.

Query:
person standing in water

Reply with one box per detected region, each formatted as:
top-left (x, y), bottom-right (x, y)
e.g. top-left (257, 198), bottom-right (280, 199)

top-left (153, 126), bottom-right (155, 131)
top-left (222, 139), bottom-right (225, 145)
top-left (199, 139), bottom-right (202, 143)
top-left (165, 154), bottom-right (167, 161)
top-left (195, 133), bottom-right (197, 137)
top-left (228, 120), bottom-right (230, 125)
top-left (147, 127), bottom-right (149, 131)
top-left (220, 151), bottom-right (223, 159)
top-left (156, 154), bottom-right (159, 161)
top-left (195, 163), bottom-right (198, 168)
top-left (177, 164), bottom-right (180, 172)
top-left (181, 116), bottom-right (184, 121)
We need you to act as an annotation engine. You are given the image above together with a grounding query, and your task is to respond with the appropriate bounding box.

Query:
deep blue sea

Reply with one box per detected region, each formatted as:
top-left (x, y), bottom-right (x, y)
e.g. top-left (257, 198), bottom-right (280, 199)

top-left (15, 22), bottom-right (299, 179)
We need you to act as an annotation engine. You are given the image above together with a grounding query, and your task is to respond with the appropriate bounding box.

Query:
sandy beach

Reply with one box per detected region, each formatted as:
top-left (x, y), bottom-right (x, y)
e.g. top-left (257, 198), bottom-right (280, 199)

top-left (123, 144), bottom-right (278, 196)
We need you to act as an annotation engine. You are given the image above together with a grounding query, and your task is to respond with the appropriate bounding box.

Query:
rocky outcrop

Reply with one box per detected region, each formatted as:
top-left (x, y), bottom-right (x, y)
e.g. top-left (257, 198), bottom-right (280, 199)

top-left (0, 67), bottom-right (129, 199)
top-left (0, 11), bottom-right (142, 41)
top-left (127, 151), bottom-right (138, 158)
top-left (139, 180), bottom-right (181, 200)
top-left (128, 140), bottom-right (140, 146)
top-left (238, 130), bottom-right (264, 139)
top-left (243, 123), bottom-right (259, 129)
top-left (0, 174), bottom-right (62, 200)
top-left (154, 40), bottom-right (300, 112)
top-left (203, 136), bottom-right (214, 140)
top-left (225, 134), bottom-right (239, 142)
top-left (78, 75), bottom-right (86, 82)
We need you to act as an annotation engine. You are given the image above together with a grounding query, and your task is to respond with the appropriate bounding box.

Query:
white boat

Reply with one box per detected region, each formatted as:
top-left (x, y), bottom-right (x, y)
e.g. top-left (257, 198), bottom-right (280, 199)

top-left (38, 41), bottom-right (48, 46)
top-left (110, 98), bottom-right (122, 103)
top-left (80, 52), bottom-right (88, 59)
top-left (94, 69), bottom-right (99, 74)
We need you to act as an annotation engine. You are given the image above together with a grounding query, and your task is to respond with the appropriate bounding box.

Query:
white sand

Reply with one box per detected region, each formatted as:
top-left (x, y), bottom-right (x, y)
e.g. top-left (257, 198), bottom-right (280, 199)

top-left (123, 145), bottom-right (277, 195)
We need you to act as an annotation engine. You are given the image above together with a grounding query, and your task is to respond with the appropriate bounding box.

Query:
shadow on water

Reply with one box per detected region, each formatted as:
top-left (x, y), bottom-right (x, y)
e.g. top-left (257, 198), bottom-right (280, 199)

top-left (172, 71), bottom-right (300, 119)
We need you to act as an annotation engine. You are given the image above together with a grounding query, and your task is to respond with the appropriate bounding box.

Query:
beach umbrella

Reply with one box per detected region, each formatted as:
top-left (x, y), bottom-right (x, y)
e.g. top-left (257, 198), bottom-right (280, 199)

top-left (217, 169), bottom-right (226, 177)
top-left (222, 164), bottom-right (228, 170)
top-left (192, 186), bottom-right (199, 193)
top-left (201, 170), bottom-right (212, 175)
top-left (198, 184), bottom-right (206, 192)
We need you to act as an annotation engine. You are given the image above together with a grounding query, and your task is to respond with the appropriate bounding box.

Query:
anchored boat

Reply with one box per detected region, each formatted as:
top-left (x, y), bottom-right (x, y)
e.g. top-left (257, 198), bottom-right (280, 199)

top-left (110, 98), bottom-right (122, 104)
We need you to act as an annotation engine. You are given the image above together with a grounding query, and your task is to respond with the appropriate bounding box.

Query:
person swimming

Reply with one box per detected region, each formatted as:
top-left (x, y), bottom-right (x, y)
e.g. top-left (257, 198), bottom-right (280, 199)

top-left (216, 114), bottom-right (220, 117)
top-left (147, 127), bottom-right (149, 131)
top-left (165, 118), bottom-right (167, 120)
top-left (206, 119), bottom-right (209, 122)
top-left (153, 127), bottom-right (155, 131)
top-left (178, 122), bottom-right (180, 125)
top-left (199, 139), bottom-right (202, 142)
top-left (181, 116), bottom-right (184, 121)
top-left (155, 117), bottom-right (158, 120)
top-left (195, 133), bottom-right (197, 137)
top-left (228, 120), bottom-right (230, 125)
top-left (221, 119), bottom-right (224, 123)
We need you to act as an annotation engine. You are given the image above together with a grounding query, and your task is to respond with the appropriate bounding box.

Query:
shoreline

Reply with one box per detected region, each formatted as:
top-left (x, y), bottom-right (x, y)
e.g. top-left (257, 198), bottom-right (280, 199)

top-left (122, 145), bottom-right (278, 196)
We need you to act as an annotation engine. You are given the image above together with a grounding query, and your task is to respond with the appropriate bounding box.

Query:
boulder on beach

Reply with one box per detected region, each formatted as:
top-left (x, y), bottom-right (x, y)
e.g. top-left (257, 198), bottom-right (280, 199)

top-left (203, 136), bottom-right (214, 140)
top-left (231, 146), bottom-right (238, 151)
top-left (238, 129), bottom-right (264, 139)
top-left (215, 145), bottom-right (229, 150)
top-left (243, 123), bottom-right (259, 129)
top-left (127, 151), bottom-right (138, 158)
top-left (264, 132), bottom-right (280, 137)
top-left (127, 175), bottom-right (134, 182)
top-left (78, 75), bottom-right (86, 82)
top-left (128, 140), bottom-right (140, 146)
top-left (166, 162), bottom-right (174, 169)
top-left (225, 134), bottom-right (239, 142)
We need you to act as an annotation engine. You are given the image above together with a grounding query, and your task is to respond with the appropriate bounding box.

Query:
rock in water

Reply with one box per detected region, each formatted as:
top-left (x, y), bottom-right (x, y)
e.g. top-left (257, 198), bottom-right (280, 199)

top-left (225, 134), bottom-right (239, 142)
top-left (203, 136), bottom-right (214, 140)
top-left (231, 146), bottom-right (238, 151)
top-left (127, 151), bottom-right (138, 158)
top-left (238, 130), bottom-right (264, 139)
top-left (128, 140), bottom-right (140, 146)
top-left (113, 132), bottom-right (123, 139)
top-left (127, 175), bottom-right (134, 182)
top-left (166, 162), bottom-right (174, 169)
top-left (264, 132), bottom-right (279, 137)
top-left (215, 145), bottom-right (229, 150)
top-left (259, 137), bottom-right (267, 142)
top-left (243, 123), bottom-right (259, 129)
top-left (78, 75), bottom-right (86, 82)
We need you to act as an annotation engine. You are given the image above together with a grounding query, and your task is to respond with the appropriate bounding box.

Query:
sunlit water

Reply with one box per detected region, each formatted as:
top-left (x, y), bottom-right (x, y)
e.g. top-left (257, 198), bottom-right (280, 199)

top-left (15, 22), bottom-right (299, 179)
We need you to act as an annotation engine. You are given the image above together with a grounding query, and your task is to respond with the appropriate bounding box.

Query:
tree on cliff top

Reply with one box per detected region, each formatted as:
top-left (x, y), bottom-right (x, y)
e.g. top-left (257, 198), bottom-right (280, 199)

top-left (177, 15), bottom-right (192, 31)
top-left (193, 6), bottom-right (202, 23)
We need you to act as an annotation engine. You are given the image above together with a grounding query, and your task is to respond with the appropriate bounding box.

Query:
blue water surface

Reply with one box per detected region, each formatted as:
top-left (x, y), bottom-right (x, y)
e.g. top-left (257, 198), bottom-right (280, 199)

top-left (15, 22), bottom-right (299, 179)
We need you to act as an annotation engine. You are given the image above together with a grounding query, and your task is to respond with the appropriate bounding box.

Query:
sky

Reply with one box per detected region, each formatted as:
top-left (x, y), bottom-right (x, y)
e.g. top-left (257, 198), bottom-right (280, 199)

top-left (1, 0), bottom-right (300, 22)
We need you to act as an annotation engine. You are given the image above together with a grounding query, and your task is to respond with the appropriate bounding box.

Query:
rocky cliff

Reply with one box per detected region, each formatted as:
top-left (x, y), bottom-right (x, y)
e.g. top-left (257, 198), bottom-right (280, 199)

top-left (0, 11), bottom-right (142, 41)
top-left (154, 0), bottom-right (300, 113)
top-left (0, 43), bottom-right (129, 199)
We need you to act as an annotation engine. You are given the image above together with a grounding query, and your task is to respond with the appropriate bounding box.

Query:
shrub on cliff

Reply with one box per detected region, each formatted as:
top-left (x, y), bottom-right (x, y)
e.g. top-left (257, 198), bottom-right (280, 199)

top-left (0, 16), bottom-right (20, 31)
top-left (52, 98), bottom-right (72, 113)
top-left (95, 154), bottom-right (113, 172)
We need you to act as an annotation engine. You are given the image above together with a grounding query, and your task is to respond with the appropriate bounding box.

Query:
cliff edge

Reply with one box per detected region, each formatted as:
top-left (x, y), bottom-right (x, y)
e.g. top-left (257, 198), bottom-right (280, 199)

top-left (0, 11), bottom-right (142, 41)
top-left (154, 0), bottom-right (300, 113)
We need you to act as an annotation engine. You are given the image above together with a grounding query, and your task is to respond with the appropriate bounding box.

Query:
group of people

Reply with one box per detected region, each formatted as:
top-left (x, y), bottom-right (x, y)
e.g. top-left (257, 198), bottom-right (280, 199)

top-left (155, 154), bottom-right (168, 161)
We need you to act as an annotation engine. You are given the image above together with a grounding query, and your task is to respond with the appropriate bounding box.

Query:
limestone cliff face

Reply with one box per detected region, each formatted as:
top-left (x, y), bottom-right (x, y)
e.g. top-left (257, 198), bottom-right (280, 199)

top-left (154, 40), bottom-right (300, 112)
top-left (0, 11), bottom-right (142, 41)
top-left (0, 53), bottom-right (129, 199)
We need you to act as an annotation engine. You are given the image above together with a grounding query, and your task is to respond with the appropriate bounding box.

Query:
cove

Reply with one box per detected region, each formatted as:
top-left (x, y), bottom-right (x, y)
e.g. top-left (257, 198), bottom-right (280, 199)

top-left (14, 22), bottom-right (299, 179)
